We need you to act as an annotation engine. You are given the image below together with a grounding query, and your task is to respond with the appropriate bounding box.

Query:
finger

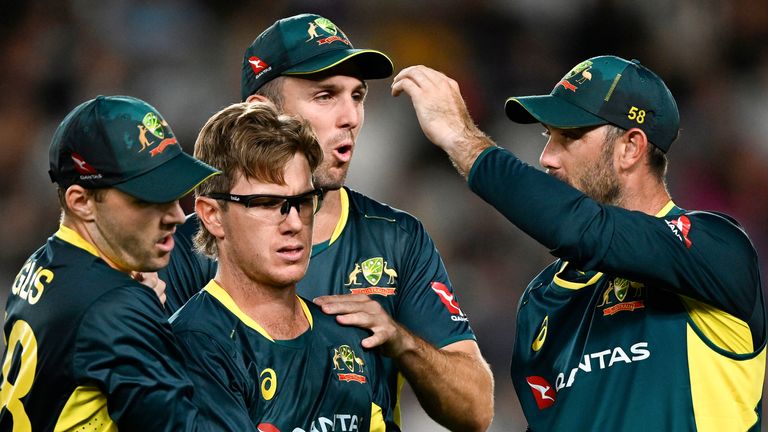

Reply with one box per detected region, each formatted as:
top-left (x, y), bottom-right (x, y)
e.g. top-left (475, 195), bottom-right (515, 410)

top-left (319, 300), bottom-right (379, 316)
top-left (391, 65), bottom-right (422, 84)
top-left (131, 271), bottom-right (144, 282)
top-left (391, 76), bottom-right (421, 97)
top-left (335, 311), bottom-right (378, 329)
top-left (361, 332), bottom-right (388, 349)
top-left (313, 293), bottom-right (370, 305)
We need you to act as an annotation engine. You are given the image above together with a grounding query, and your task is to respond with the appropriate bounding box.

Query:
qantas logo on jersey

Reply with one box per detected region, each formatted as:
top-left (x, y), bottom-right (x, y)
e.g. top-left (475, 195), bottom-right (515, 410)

top-left (431, 282), bottom-right (468, 322)
top-left (260, 414), bottom-right (362, 432)
top-left (665, 215), bottom-right (693, 249)
top-left (345, 257), bottom-right (397, 296)
top-left (332, 345), bottom-right (366, 383)
top-left (555, 341), bottom-right (650, 392)
top-left (526, 376), bottom-right (557, 409)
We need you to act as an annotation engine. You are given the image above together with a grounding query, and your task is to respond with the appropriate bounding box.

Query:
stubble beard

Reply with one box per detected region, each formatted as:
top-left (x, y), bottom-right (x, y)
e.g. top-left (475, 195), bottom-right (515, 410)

top-left (312, 162), bottom-right (348, 191)
top-left (574, 139), bottom-right (622, 206)
top-left (314, 132), bottom-right (354, 191)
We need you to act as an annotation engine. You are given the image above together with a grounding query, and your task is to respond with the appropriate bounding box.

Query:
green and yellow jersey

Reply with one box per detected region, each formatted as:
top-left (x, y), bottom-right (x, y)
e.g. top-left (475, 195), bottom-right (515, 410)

top-left (160, 187), bottom-right (476, 428)
top-left (469, 147), bottom-right (766, 431)
top-left (0, 226), bottom-right (208, 431)
top-left (169, 280), bottom-right (387, 432)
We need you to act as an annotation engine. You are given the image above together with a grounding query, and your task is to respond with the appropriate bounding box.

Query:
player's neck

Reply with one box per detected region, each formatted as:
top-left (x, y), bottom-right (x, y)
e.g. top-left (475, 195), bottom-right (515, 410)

top-left (60, 217), bottom-right (126, 273)
top-left (312, 188), bottom-right (342, 244)
top-left (214, 267), bottom-right (310, 339)
top-left (618, 176), bottom-right (671, 216)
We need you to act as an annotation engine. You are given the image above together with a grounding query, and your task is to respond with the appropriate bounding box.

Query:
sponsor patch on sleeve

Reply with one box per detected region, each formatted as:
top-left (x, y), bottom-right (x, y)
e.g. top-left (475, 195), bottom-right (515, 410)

top-left (665, 215), bottom-right (692, 249)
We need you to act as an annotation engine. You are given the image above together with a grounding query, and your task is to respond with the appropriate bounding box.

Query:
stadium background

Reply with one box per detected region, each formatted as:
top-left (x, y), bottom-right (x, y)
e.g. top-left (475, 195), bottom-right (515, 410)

top-left (2, 1), bottom-right (767, 430)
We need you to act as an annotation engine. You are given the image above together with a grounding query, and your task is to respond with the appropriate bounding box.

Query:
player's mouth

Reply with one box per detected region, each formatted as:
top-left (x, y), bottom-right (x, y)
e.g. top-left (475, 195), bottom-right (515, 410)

top-left (333, 142), bottom-right (354, 164)
top-left (277, 244), bottom-right (305, 262)
top-left (156, 233), bottom-right (175, 253)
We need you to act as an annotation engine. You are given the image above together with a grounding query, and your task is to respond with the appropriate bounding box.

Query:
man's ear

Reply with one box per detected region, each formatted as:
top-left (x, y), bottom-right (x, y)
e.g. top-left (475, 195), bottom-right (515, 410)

top-left (246, 94), bottom-right (269, 103)
top-left (65, 185), bottom-right (98, 222)
top-left (617, 128), bottom-right (649, 171)
top-left (195, 196), bottom-right (225, 240)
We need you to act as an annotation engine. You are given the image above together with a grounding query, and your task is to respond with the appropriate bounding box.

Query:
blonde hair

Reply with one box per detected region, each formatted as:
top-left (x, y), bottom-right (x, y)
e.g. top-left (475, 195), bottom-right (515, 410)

top-left (193, 101), bottom-right (322, 257)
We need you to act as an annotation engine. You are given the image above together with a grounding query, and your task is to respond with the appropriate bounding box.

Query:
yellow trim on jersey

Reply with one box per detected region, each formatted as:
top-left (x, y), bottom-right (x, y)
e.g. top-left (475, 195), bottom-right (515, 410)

top-left (204, 280), bottom-right (315, 341)
top-left (298, 294), bottom-right (314, 329)
top-left (553, 261), bottom-right (603, 290)
top-left (656, 200), bottom-right (676, 217)
top-left (687, 324), bottom-right (765, 431)
top-left (681, 296), bottom-right (752, 354)
top-left (54, 385), bottom-right (116, 431)
top-left (329, 188), bottom-right (350, 246)
top-left (552, 200), bottom-right (676, 291)
top-left (394, 373), bottom-right (405, 427)
top-left (370, 402), bottom-right (386, 432)
top-left (55, 225), bottom-right (100, 257)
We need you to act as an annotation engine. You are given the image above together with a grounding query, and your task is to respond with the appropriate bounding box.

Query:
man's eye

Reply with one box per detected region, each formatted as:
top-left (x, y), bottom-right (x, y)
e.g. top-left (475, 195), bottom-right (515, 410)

top-left (296, 197), bottom-right (315, 207)
top-left (562, 130), bottom-right (584, 140)
top-left (248, 198), bottom-right (283, 209)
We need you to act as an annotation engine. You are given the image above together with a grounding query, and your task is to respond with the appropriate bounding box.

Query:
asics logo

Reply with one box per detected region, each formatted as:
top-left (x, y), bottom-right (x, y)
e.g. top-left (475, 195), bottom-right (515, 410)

top-left (532, 316), bottom-right (548, 352)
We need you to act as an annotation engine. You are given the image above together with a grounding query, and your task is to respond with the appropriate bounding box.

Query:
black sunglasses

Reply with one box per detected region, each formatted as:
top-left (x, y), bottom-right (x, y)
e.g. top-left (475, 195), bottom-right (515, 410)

top-left (206, 188), bottom-right (324, 220)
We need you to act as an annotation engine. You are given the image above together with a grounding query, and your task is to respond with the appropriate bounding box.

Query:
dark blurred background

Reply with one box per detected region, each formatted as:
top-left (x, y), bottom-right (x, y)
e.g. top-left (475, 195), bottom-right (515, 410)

top-left (2, 1), bottom-right (767, 430)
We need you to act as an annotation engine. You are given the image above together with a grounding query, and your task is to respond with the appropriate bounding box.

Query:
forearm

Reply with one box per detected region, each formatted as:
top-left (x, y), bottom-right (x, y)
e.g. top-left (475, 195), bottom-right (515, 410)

top-left (469, 147), bottom-right (607, 256)
top-left (392, 331), bottom-right (494, 431)
top-left (442, 127), bottom-right (496, 179)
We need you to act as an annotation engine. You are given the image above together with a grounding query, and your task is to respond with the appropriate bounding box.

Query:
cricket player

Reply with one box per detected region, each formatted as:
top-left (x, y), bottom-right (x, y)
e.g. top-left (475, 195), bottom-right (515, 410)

top-left (160, 14), bottom-right (493, 431)
top-left (393, 57), bottom-right (766, 430)
top-left (0, 95), bottom-right (219, 430)
top-left (170, 101), bottom-right (388, 431)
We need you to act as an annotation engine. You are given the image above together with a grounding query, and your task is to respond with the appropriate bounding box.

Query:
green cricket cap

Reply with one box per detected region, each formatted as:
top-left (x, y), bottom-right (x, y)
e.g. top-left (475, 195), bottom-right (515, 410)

top-left (505, 55), bottom-right (680, 152)
top-left (241, 13), bottom-right (394, 101)
top-left (49, 95), bottom-right (219, 203)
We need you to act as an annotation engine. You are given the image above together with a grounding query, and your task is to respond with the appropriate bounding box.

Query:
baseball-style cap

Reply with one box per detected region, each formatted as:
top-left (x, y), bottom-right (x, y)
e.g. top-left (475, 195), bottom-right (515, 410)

top-left (241, 13), bottom-right (394, 101)
top-left (49, 95), bottom-right (219, 203)
top-left (505, 55), bottom-right (680, 152)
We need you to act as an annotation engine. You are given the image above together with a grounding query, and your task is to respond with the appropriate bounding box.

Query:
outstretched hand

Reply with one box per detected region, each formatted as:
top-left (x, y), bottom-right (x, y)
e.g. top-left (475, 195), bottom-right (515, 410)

top-left (314, 294), bottom-right (415, 358)
top-left (392, 65), bottom-right (494, 177)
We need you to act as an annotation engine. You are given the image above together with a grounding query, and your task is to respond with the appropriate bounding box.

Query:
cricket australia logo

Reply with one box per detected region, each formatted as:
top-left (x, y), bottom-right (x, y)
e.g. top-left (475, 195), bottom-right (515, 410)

top-left (136, 112), bottom-right (177, 157)
top-left (305, 17), bottom-right (351, 46)
top-left (345, 257), bottom-right (398, 296)
top-left (596, 277), bottom-right (645, 316)
top-left (557, 60), bottom-right (593, 92)
top-left (332, 345), bottom-right (366, 384)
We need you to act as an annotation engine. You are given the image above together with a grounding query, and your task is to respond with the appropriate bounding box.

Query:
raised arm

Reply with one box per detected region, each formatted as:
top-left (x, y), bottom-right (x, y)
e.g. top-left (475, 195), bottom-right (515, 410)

top-left (391, 65), bottom-right (494, 178)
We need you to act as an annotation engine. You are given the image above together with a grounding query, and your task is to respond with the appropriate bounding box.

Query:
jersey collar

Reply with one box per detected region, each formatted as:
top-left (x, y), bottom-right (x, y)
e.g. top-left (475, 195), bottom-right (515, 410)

top-left (203, 280), bottom-right (314, 342)
top-left (656, 200), bottom-right (678, 217)
top-left (329, 187), bottom-right (350, 245)
top-left (55, 225), bottom-right (100, 257)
